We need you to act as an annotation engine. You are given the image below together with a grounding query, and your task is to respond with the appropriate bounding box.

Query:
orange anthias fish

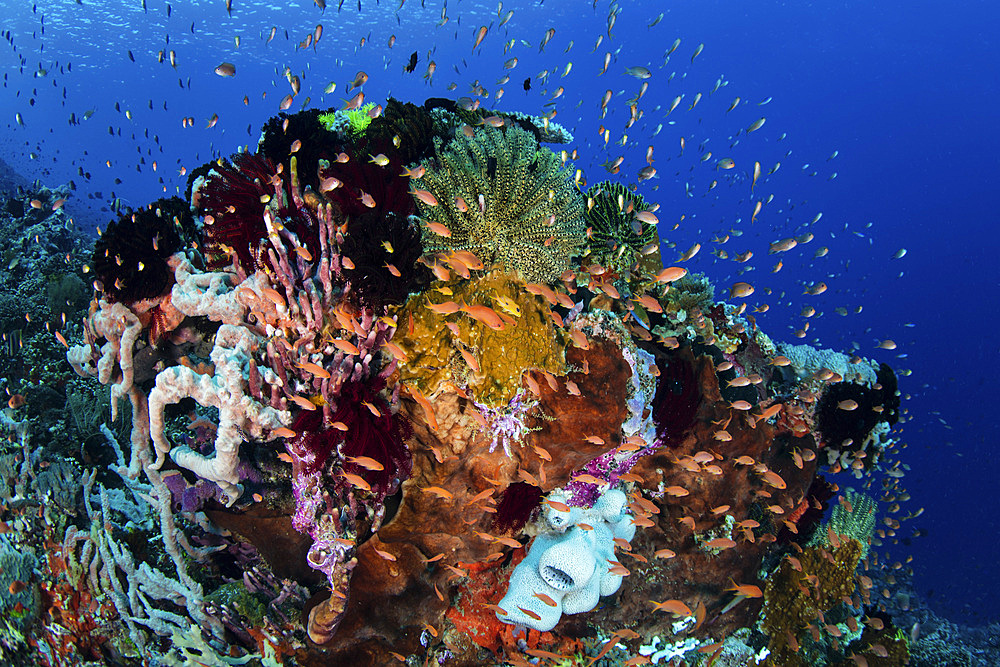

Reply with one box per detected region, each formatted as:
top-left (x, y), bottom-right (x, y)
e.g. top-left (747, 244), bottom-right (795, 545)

top-left (460, 302), bottom-right (504, 329)
top-left (651, 599), bottom-right (692, 616)
top-left (332, 339), bottom-right (360, 355)
top-left (341, 471), bottom-right (371, 491)
top-left (653, 266), bottom-right (687, 284)
top-left (426, 300), bottom-right (461, 315)
top-left (726, 581), bottom-right (763, 598)
top-left (703, 537), bottom-right (737, 550)
top-left (403, 383), bottom-right (438, 431)
top-left (297, 361), bottom-right (331, 379)
top-left (761, 470), bottom-right (787, 489)
top-left (346, 456), bottom-right (384, 471)
top-left (410, 188), bottom-right (439, 206)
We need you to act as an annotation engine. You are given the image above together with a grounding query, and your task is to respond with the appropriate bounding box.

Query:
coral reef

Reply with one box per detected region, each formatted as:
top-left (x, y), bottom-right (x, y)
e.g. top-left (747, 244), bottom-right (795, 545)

top-left (0, 97), bottom-right (918, 667)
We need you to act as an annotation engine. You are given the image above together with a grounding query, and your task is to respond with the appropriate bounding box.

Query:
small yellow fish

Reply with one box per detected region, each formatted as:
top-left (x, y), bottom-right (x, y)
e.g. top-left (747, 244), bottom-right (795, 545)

top-left (492, 295), bottom-right (521, 317)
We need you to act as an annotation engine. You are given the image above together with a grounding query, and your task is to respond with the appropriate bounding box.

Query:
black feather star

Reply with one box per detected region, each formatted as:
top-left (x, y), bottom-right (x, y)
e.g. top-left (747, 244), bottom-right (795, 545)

top-left (92, 197), bottom-right (190, 305)
top-left (337, 210), bottom-right (430, 311)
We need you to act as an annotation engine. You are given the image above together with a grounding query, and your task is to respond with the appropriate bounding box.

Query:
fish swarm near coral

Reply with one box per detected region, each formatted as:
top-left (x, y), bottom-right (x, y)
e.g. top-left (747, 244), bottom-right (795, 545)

top-left (0, 95), bottom-right (915, 667)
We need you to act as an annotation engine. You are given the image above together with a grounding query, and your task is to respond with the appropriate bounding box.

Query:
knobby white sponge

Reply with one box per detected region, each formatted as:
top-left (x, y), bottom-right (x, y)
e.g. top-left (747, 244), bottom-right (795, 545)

top-left (497, 488), bottom-right (635, 631)
top-left (148, 324), bottom-right (288, 505)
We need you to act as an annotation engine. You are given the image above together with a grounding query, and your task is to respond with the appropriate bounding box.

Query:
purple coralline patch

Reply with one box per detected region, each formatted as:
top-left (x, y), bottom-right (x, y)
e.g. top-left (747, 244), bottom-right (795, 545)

top-left (564, 442), bottom-right (659, 508)
top-left (163, 471), bottom-right (224, 513)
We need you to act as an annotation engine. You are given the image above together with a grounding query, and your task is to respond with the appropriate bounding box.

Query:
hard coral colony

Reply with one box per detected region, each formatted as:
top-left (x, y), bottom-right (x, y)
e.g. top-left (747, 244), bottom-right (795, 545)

top-left (0, 93), bottom-right (906, 666)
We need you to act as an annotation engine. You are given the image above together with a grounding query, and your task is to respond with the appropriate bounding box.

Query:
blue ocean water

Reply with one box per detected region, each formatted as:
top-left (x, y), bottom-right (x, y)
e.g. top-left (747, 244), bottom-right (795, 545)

top-left (1, 0), bottom-right (997, 632)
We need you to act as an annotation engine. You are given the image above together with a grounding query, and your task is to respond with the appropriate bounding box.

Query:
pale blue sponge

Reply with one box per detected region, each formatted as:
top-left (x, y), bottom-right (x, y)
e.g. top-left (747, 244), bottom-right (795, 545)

top-left (496, 488), bottom-right (635, 631)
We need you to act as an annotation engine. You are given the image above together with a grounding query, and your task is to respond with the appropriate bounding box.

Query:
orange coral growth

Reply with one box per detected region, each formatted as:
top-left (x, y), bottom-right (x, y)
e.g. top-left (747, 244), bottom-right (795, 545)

top-left (445, 550), bottom-right (532, 653)
top-left (787, 497), bottom-right (810, 525)
top-left (32, 540), bottom-right (119, 665)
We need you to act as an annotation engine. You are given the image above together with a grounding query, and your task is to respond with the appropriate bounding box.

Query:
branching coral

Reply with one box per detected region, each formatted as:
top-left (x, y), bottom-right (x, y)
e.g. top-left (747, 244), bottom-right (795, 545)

top-left (411, 124), bottom-right (587, 283)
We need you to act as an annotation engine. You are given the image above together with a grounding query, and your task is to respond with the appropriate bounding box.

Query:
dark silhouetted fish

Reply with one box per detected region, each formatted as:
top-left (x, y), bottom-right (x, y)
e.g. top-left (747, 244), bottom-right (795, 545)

top-left (404, 51), bottom-right (418, 73)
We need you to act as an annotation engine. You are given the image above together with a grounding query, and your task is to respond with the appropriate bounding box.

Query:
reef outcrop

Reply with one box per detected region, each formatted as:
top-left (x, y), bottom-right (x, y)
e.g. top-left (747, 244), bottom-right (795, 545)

top-left (0, 96), bottom-right (909, 667)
